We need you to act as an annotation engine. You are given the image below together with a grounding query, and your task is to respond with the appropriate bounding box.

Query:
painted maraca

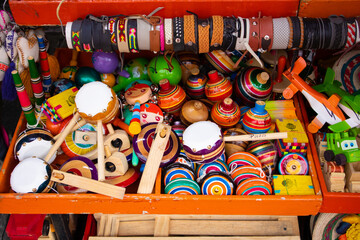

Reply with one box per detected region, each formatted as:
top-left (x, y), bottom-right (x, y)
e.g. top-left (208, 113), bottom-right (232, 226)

top-left (211, 98), bottom-right (241, 128)
top-left (205, 70), bottom-right (232, 102)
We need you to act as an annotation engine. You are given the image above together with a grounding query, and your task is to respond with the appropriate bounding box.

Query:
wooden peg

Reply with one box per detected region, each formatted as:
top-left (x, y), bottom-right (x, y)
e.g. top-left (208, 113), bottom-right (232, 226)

top-left (51, 170), bottom-right (125, 199)
top-left (137, 123), bottom-right (171, 194)
top-left (53, 118), bottom-right (86, 141)
top-left (74, 130), bottom-right (97, 145)
top-left (223, 132), bottom-right (288, 142)
top-left (97, 120), bottom-right (105, 181)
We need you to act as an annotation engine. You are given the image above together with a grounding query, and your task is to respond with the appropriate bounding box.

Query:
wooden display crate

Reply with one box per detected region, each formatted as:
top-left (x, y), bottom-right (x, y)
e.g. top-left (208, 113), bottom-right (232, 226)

top-left (299, 96), bottom-right (360, 213)
top-left (91, 214), bottom-right (300, 239)
top-left (0, 86), bottom-right (322, 215)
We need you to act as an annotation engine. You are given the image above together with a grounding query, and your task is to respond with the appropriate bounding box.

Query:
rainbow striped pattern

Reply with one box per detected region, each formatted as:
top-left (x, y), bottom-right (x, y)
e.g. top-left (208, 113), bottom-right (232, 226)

top-left (158, 83), bottom-right (186, 114)
top-left (205, 71), bottom-right (232, 102)
top-left (164, 166), bottom-right (195, 186)
top-left (278, 153), bottom-right (309, 175)
top-left (186, 74), bottom-right (207, 99)
top-left (211, 99), bottom-right (241, 128)
top-left (37, 35), bottom-right (52, 99)
top-left (236, 178), bottom-right (272, 195)
top-left (226, 151), bottom-right (261, 170)
top-left (205, 50), bottom-right (238, 74)
top-left (165, 178), bottom-right (200, 195)
top-left (230, 166), bottom-right (265, 186)
top-left (234, 67), bottom-right (272, 107)
top-left (242, 101), bottom-right (271, 134)
top-left (200, 172), bottom-right (234, 195)
top-left (246, 141), bottom-right (276, 174)
top-left (196, 160), bottom-right (229, 179)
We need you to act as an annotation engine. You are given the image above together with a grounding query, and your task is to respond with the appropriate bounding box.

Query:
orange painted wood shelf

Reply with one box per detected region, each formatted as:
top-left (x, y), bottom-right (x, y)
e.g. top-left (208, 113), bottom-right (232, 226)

top-left (9, 0), bottom-right (299, 26)
top-left (298, 0), bottom-right (360, 18)
top-left (0, 93), bottom-right (322, 215)
top-left (299, 96), bottom-right (360, 214)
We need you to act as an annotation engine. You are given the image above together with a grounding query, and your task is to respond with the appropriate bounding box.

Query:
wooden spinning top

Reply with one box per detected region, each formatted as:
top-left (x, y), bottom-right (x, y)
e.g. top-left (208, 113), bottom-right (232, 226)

top-left (180, 100), bottom-right (209, 126)
top-left (211, 98), bottom-right (241, 128)
top-left (205, 70), bottom-right (232, 102)
top-left (157, 79), bottom-right (186, 114)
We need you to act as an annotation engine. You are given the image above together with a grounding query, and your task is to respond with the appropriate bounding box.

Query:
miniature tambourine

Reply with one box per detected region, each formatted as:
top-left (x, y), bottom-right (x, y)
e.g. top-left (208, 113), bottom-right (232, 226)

top-left (230, 166), bottom-right (266, 186)
top-left (133, 122), bottom-right (180, 167)
top-left (196, 160), bottom-right (229, 179)
top-left (182, 121), bottom-right (225, 164)
top-left (14, 128), bottom-right (57, 164)
top-left (333, 50), bottom-right (360, 94)
top-left (164, 178), bottom-right (201, 195)
top-left (226, 151), bottom-right (262, 170)
top-left (163, 163), bottom-right (195, 186)
top-left (10, 157), bottom-right (53, 193)
top-left (198, 171), bottom-right (234, 195)
top-left (278, 153), bottom-right (309, 175)
top-left (56, 156), bottom-right (98, 193)
top-left (236, 177), bottom-right (272, 195)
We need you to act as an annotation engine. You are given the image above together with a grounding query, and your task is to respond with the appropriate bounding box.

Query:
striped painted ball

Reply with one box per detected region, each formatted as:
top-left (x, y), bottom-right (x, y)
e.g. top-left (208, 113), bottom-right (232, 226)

top-left (211, 98), bottom-right (241, 128)
top-left (205, 50), bottom-right (239, 74)
top-left (236, 178), bottom-right (272, 195)
top-left (246, 140), bottom-right (277, 174)
top-left (199, 172), bottom-right (234, 195)
top-left (165, 178), bottom-right (201, 195)
top-left (205, 70), bottom-right (232, 102)
top-left (186, 73), bottom-right (207, 99)
top-left (242, 101), bottom-right (271, 134)
top-left (157, 79), bottom-right (186, 114)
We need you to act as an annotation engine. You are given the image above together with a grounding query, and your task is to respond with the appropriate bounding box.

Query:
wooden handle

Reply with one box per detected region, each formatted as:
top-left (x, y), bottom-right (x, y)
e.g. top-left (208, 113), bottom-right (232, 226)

top-left (53, 118), bottom-right (86, 141)
top-left (223, 132), bottom-right (288, 142)
top-left (97, 120), bottom-right (105, 181)
top-left (112, 117), bottom-right (133, 137)
top-left (106, 123), bottom-right (115, 135)
top-left (137, 123), bottom-right (171, 194)
top-left (276, 56), bottom-right (287, 83)
top-left (51, 170), bottom-right (125, 199)
top-left (44, 112), bottom-right (80, 162)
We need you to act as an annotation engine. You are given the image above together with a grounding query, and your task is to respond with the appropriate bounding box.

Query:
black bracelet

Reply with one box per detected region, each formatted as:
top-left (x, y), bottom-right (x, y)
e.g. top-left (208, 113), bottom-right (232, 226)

top-left (80, 18), bottom-right (93, 52)
top-left (100, 17), bottom-right (112, 52)
top-left (329, 16), bottom-right (347, 49)
top-left (127, 19), bottom-right (139, 53)
top-left (290, 17), bottom-right (301, 49)
top-left (92, 20), bottom-right (103, 51)
top-left (322, 18), bottom-right (332, 49)
top-left (222, 17), bottom-right (236, 51)
top-left (71, 20), bottom-right (83, 51)
top-left (173, 17), bottom-right (185, 52)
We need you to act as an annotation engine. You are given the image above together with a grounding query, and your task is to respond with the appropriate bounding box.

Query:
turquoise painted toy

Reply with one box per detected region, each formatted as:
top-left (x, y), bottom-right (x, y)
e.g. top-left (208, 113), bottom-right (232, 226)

top-left (324, 131), bottom-right (360, 164)
top-left (313, 68), bottom-right (360, 132)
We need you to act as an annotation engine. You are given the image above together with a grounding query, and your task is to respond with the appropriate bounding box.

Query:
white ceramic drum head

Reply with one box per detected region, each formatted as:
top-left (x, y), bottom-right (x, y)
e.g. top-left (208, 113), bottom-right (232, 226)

top-left (10, 157), bottom-right (51, 193)
top-left (17, 138), bottom-right (56, 164)
top-left (182, 121), bottom-right (222, 152)
top-left (75, 81), bottom-right (113, 117)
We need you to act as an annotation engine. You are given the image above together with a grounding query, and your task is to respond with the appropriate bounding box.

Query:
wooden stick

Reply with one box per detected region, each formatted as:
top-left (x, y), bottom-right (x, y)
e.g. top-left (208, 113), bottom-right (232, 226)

top-left (51, 170), bottom-right (125, 199)
top-left (53, 118), bottom-right (86, 141)
top-left (44, 112), bottom-right (80, 162)
top-left (98, 120), bottom-right (105, 181)
top-left (137, 123), bottom-right (171, 194)
top-left (223, 132), bottom-right (288, 142)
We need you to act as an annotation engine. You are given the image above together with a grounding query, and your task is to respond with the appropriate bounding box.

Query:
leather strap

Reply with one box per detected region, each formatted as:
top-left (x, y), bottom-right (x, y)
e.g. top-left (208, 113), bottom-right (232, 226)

top-left (287, 17), bottom-right (293, 49)
top-left (65, 22), bottom-right (73, 49)
top-left (108, 17), bottom-right (118, 51)
top-left (71, 20), bottom-right (82, 51)
top-left (249, 17), bottom-right (260, 51)
top-left (164, 18), bottom-right (173, 51)
top-left (173, 17), bottom-right (184, 52)
top-left (222, 17), bottom-right (236, 51)
top-left (117, 18), bottom-right (130, 53)
top-left (198, 18), bottom-right (210, 53)
top-left (184, 14), bottom-right (197, 52)
top-left (210, 15), bottom-right (223, 50)
top-left (259, 16), bottom-right (273, 52)
top-left (101, 17), bottom-right (113, 52)
top-left (150, 24), bottom-right (160, 52)
top-left (137, 18), bottom-right (151, 51)
top-left (92, 20), bottom-right (103, 51)
top-left (128, 19), bottom-right (139, 53)
top-left (80, 18), bottom-right (93, 52)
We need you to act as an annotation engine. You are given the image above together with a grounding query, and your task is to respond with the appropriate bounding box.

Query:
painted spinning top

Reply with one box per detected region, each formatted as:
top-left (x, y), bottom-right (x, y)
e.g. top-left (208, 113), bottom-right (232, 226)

top-left (226, 152), bottom-right (262, 170)
top-left (230, 166), bottom-right (266, 186)
top-left (186, 72), bottom-right (207, 99)
top-left (198, 171), bottom-right (234, 195)
top-left (172, 121), bottom-right (186, 144)
top-left (196, 160), bottom-right (229, 179)
top-left (223, 128), bottom-right (249, 157)
top-left (236, 177), bottom-right (272, 195)
top-left (177, 51), bottom-right (201, 85)
top-left (211, 98), bottom-right (241, 128)
top-left (165, 178), bottom-right (201, 195)
top-left (163, 163), bottom-right (195, 186)
top-left (205, 70), bottom-right (232, 102)
top-left (180, 100), bottom-right (209, 126)
top-left (234, 67), bottom-right (272, 107)
top-left (242, 101), bottom-right (271, 134)
top-left (205, 50), bottom-right (239, 74)
top-left (246, 140), bottom-right (277, 174)
top-left (182, 121), bottom-right (225, 164)
top-left (278, 153), bottom-right (309, 175)
top-left (157, 79), bottom-right (186, 114)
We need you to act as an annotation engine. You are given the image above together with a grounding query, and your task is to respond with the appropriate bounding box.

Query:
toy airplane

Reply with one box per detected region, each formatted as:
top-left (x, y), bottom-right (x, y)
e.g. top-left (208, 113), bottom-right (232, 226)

top-left (282, 57), bottom-right (346, 133)
top-left (313, 68), bottom-right (360, 132)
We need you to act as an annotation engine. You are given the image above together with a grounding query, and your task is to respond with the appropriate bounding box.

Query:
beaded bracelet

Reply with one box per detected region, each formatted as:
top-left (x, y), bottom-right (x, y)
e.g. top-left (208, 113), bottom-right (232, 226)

top-left (108, 17), bottom-right (118, 51)
top-left (128, 19), bottom-right (139, 53)
top-left (117, 18), bottom-right (130, 53)
top-left (71, 20), bottom-right (82, 51)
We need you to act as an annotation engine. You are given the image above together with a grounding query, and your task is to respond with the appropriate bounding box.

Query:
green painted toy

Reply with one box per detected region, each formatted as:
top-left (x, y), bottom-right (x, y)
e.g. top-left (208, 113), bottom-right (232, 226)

top-left (113, 58), bottom-right (149, 92)
top-left (324, 131), bottom-right (360, 164)
top-left (147, 54), bottom-right (182, 85)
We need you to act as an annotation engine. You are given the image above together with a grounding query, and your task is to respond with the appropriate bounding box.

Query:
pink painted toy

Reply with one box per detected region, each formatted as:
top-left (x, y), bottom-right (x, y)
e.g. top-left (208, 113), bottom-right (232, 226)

top-left (140, 103), bottom-right (164, 125)
top-left (205, 70), bottom-right (232, 102)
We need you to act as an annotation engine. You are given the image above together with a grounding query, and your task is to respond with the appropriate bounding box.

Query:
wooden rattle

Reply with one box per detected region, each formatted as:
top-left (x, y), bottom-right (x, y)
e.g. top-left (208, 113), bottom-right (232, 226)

top-left (103, 145), bottom-right (128, 176)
